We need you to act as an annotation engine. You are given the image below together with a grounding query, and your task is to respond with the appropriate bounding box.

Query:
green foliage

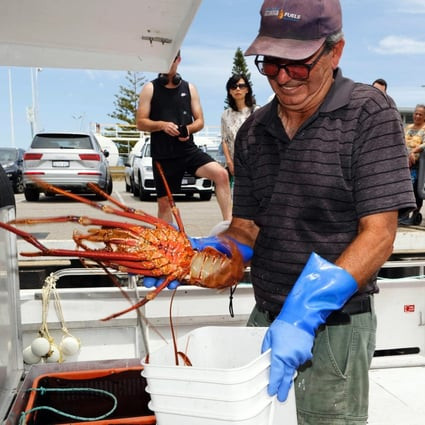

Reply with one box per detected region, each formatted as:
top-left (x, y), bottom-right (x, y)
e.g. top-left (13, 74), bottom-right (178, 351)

top-left (109, 71), bottom-right (147, 125)
top-left (231, 47), bottom-right (252, 86)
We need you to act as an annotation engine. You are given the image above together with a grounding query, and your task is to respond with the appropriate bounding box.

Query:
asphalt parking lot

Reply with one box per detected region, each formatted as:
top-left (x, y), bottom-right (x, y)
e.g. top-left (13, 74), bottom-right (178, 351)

top-left (13, 178), bottom-right (225, 240)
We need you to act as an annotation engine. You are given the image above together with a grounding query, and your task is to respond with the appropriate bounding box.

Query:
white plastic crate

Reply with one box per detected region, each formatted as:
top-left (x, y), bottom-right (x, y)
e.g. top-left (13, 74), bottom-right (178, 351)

top-left (149, 395), bottom-right (294, 425)
top-left (146, 379), bottom-right (268, 416)
top-left (141, 326), bottom-right (298, 425)
top-left (142, 326), bottom-right (269, 382)
top-left (144, 370), bottom-right (268, 400)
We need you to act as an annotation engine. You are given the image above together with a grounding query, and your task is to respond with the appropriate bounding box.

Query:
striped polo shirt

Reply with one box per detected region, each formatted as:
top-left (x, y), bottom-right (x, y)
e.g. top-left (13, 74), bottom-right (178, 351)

top-left (233, 69), bottom-right (416, 314)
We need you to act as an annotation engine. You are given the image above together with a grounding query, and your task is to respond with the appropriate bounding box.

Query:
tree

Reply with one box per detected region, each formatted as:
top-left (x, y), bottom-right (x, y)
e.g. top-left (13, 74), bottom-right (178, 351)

top-left (231, 47), bottom-right (253, 87)
top-left (108, 71), bottom-right (147, 156)
top-left (109, 71), bottom-right (147, 125)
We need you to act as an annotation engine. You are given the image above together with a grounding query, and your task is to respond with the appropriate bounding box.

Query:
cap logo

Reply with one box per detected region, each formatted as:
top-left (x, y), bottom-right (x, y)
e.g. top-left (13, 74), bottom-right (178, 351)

top-left (264, 7), bottom-right (301, 22)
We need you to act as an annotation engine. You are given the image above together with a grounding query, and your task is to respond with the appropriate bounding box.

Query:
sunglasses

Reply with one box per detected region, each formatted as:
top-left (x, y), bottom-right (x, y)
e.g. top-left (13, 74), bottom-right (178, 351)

top-left (230, 83), bottom-right (248, 90)
top-left (254, 46), bottom-right (328, 80)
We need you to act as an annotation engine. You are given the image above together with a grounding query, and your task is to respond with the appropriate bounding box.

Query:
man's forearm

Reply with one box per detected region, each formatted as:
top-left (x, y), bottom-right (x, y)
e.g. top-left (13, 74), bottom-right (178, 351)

top-left (335, 211), bottom-right (397, 288)
top-left (187, 118), bottom-right (204, 136)
top-left (137, 118), bottom-right (165, 133)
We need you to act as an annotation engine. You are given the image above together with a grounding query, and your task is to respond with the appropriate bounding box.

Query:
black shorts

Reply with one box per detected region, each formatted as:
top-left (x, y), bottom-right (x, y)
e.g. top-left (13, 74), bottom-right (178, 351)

top-left (152, 149), bottom-right (214, 197)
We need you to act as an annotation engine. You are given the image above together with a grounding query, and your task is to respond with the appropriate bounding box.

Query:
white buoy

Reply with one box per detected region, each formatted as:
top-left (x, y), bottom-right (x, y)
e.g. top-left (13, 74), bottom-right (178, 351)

top-left (46, 345), bottom-right (61, 363)
top-left (23, 346), bottom-right (41, 364)
top-left (31, 337), bottom-right (51, 357)
top-left (60, 336), bottom-right (80, 356)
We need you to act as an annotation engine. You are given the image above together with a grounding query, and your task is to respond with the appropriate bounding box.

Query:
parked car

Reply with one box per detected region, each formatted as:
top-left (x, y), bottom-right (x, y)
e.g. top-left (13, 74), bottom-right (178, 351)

top-left (23, 132), bottom-right (113, 202)
top-left (131, 142), bottom-right (213, 201)
top-left (0, 147), bottom-right (25, 193)
top-left (124, 152), bottom-right (138, 193)
top-left (205, 144), bottom-right (225, 168)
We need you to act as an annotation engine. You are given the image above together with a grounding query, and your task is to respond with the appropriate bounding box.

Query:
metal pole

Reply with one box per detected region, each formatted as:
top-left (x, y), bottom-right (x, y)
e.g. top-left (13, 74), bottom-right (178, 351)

top-left (30, 67), bottom-right (42, 135)
top-left (30, 68), bottom-right (36, 135)
top-left (8, 69), bottom-right (15, 147)
top-left (35, 68), bottom-right (42, 130)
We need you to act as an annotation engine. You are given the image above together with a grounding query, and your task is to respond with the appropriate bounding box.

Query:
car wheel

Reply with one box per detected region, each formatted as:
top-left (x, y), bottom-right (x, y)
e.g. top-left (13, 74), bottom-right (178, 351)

top-left (125, 180), bottom-right (131, 192)
top-left (413, 212), bottom-right (422, 225)
top-left (129, 177), bottom-right (136, 195)
top-left (24, 187), bottom-right (40, 202)
top-left (199, 191), bottom-right (212, 201)
top-left (133, 176), bottom-right (140, 197)
top-left (139, 187), bottom-right (151, 201)
top-left (106, 177), bottom-right (113, 195)
top-left (14, 175), bottom-right (24, 194)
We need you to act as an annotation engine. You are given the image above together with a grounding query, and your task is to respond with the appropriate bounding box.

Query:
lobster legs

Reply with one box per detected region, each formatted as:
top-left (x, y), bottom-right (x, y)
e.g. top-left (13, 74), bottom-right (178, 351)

top-left (1, 219), bottom-right (189, 272)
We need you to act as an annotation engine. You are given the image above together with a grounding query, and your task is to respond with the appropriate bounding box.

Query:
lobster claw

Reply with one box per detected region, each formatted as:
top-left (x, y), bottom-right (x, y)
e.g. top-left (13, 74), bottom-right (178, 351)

top-left (189, 240), bottom-right (245, 289)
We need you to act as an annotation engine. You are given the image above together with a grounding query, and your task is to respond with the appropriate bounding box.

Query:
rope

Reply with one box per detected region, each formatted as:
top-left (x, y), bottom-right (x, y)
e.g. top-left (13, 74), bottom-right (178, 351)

top-left (36, 273), bottom-right (80, 360)
top-left (19, 386), bottom-right (117, 425)
top-left (39, 274), bottom-right (57, 344)
top-left (228, 285), bottom-right (237, 318)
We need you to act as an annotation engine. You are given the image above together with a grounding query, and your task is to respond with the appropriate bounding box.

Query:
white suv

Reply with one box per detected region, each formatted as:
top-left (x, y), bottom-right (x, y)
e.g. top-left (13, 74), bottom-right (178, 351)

top-left (132, 142), bottom-right (213, 201)
top-left (23, 132), bottom-right (112, 201)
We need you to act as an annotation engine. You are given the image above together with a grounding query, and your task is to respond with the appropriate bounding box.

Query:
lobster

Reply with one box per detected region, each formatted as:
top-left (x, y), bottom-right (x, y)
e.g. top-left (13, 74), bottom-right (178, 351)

top-left (0, 162), bottom-right (245, 321)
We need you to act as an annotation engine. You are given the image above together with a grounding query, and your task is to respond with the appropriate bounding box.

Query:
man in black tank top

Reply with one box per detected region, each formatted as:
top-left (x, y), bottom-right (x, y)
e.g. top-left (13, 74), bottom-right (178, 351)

top-left (136, 51), bottom-right (232, 223)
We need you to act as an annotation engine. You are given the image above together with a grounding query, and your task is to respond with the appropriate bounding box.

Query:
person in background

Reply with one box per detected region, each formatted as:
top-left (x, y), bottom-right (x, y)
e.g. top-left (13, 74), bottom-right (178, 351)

top-left (221, 74), bottom-right (259, 188)
top-left (372, 78), bottom-right (388, 93)
top-left (140, 1), bottom-right (415, 422)
top-left (136, 51), bottom-right (232, 223)
top-left (402, 104), bottom-right (425, 224)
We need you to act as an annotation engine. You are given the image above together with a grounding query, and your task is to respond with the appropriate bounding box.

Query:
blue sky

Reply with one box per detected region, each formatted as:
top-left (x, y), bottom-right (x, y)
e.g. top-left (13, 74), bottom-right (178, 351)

top-left (2, 0), bottom-right (425, 150)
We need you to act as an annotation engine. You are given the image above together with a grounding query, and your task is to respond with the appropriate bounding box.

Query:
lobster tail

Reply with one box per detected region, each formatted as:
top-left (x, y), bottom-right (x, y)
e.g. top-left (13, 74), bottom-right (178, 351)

top-left (189, 239), bottom-right (245, 289)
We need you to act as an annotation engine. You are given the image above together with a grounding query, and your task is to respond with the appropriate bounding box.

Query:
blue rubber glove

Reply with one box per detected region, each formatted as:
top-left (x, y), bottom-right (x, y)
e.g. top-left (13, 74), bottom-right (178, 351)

top-left (190, 236), bottom-right (253, 263)
top-left (142, 236), bottom-right (252, 289)
top-left (262, 252), bottom-right (358, 402)
top-left (262, 322), bottom-right (313, 402)
top-left (143, 276), bottom-right (179, 290)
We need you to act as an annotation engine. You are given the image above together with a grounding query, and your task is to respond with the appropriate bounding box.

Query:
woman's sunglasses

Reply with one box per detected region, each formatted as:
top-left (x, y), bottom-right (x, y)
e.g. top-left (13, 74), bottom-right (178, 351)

top-left (230, 83), bottom-right (248, 90)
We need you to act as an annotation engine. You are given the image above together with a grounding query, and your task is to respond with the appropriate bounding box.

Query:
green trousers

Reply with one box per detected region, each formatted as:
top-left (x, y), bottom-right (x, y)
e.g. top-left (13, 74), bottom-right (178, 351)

top-left (247, 297), bottom-right (376, 425)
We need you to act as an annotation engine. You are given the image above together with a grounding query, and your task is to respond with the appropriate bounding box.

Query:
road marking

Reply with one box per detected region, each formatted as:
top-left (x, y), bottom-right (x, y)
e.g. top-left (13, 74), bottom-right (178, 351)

top-left (114, 189), bottom-right (125, 204)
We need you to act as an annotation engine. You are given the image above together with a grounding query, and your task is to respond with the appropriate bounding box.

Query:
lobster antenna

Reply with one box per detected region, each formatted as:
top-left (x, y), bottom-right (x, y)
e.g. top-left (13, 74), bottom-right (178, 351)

top-left (154, 161), bottom-right (186, 234)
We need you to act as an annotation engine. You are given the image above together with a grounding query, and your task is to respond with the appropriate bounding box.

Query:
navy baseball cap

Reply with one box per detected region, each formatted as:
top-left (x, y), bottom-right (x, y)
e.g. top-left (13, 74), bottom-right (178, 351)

top-left (245, 0), bottom-right (342, 60)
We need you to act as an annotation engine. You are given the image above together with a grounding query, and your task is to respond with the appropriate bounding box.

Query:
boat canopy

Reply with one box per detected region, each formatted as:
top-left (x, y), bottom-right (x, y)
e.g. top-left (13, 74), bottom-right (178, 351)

top-left (0, 0), bottom-right (202, 72)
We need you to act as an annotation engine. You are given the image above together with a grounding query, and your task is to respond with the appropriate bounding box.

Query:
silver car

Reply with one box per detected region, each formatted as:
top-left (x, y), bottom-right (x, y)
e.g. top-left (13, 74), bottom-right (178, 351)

top-left (0, 147), bottom-right (25, 193)
top-left (23, 132), bottom-right (112, 201)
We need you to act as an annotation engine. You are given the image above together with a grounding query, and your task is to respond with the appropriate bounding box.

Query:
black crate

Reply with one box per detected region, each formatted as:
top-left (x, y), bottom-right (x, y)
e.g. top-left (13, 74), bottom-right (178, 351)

top-left (23, 367), bottom-right (155, 425)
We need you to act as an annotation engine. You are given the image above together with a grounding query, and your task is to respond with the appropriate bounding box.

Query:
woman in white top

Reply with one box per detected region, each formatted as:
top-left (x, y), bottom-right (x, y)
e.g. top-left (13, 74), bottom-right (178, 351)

top-left (221, 74), bottom-right (259, 181)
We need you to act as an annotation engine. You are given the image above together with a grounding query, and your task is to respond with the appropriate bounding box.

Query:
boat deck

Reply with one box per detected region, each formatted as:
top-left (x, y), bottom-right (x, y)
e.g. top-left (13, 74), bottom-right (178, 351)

top-left (7, 226), bottom-right (425, 425)
top-left (14, 268), bottom-right (425, 425)
top-left (369, 366), bottom-right (425, 425)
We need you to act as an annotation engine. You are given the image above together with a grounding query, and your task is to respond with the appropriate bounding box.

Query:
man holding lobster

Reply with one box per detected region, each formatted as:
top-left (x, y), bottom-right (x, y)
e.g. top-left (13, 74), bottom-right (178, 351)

top-left (145, 0), bottom-right (415, 423)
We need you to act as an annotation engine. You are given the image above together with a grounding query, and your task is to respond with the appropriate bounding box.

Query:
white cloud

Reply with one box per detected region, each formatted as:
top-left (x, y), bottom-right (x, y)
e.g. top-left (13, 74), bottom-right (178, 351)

top-left (372, 36), bottom-right (425, 55)
top-left (399, 0), bottom-right (425, 13)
